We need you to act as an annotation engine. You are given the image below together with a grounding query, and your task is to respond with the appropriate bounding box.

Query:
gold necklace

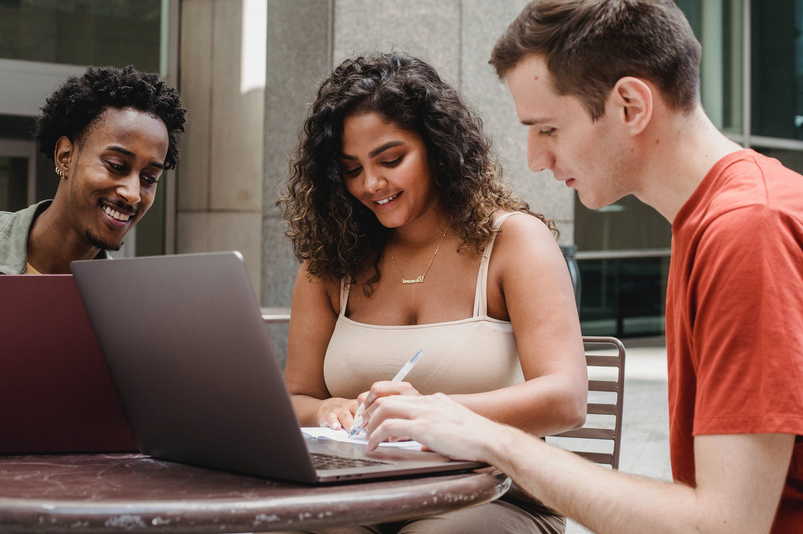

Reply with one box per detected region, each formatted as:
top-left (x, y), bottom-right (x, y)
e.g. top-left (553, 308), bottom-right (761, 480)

top-left (389, 222), bottom-right (450, 284)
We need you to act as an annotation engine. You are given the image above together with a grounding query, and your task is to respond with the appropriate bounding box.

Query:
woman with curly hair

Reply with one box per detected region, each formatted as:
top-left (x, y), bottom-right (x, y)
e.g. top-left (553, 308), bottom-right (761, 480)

top-left (280, 53), bottom-right (585, 534)
top-left (0, 65), bottom-right (186, 275)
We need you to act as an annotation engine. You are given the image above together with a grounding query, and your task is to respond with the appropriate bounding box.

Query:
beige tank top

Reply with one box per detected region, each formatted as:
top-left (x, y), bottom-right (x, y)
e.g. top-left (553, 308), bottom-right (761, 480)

top-left (323, 212), bottom-right (525, 399)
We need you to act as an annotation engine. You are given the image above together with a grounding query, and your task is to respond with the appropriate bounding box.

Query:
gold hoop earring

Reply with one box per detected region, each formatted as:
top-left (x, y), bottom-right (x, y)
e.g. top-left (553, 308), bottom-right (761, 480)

top-left (55, 167), bottom-right (66, 179)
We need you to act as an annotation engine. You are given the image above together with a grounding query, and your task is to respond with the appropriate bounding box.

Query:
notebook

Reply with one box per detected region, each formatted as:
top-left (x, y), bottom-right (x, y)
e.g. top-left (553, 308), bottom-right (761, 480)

top-left (70, 251), bottom-right (483, 484)
top-left (0, 275), bottom-right (137, 454)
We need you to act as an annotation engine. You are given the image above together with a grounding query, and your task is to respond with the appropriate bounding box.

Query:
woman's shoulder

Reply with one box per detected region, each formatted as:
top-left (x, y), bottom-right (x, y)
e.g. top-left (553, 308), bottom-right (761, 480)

top-left (491, 211), bottom-right (562, 261)
top-left (494, 211), bottom-right (555, 237)
top-left (297, 261), bottom-right (344, 306)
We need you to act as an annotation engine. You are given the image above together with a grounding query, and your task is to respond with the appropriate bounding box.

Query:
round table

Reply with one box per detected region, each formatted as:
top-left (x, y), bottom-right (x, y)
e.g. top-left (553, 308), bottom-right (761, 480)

top-left (0, 454), bottom-right (510, 533)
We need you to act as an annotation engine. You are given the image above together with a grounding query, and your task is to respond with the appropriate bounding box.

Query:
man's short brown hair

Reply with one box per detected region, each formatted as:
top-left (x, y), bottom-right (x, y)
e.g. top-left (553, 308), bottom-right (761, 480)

top-left (491, 0), bottom-right (702, 120)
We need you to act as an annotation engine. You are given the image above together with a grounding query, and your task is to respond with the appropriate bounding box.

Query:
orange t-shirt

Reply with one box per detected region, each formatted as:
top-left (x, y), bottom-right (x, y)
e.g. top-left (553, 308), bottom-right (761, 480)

top-left (667, 149), bottom-right (803, 532)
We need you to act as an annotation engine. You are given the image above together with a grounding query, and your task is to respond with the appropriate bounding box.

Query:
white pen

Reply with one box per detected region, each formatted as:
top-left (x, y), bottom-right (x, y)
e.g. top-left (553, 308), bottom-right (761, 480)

top-left (348, 349), bottom-right (424, 437)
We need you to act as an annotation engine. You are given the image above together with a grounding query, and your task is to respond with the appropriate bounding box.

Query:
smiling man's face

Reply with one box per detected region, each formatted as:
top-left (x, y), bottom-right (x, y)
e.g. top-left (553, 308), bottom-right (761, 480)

top-left (59, 107), bottom-right (169, 251)
top-left (506, 54), bottom-right (635, 210)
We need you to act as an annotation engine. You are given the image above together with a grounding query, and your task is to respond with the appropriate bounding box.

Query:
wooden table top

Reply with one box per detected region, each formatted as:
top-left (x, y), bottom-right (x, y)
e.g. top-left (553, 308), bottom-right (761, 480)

top-left (0, 453), bottom-right (510, 533)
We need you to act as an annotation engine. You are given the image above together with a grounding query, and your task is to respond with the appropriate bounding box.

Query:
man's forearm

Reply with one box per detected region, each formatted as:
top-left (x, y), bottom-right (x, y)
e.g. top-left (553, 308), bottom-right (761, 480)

top-left (486, 427), bottom-right (790, 534)
top-left (365, 393), bottom-right (791, 534)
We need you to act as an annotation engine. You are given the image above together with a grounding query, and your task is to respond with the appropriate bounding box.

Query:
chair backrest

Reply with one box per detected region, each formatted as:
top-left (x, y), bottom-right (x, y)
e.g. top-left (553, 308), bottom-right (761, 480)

top-left (547, 336), bottom-right (626, 469)
top-left (261, 307), bottom-right (291, 324)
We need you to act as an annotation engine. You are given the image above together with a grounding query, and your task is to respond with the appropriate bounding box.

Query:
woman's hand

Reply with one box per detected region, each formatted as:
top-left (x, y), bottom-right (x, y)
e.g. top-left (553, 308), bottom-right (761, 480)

top-left (316, 397), bottom-right (358, 431)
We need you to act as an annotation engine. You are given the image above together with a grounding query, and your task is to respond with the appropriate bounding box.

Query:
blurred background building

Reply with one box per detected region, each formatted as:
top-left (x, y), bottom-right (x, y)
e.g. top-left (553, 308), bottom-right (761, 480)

top-left (1, 0), bottom-right (800, 359)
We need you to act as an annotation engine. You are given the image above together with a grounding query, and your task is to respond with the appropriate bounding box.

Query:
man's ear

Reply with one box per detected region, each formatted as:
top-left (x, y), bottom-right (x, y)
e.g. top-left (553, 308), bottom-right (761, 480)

top-left (610, 77), bottom-right (653, 135)
top-left (54, 136), bottom-right (74, 178)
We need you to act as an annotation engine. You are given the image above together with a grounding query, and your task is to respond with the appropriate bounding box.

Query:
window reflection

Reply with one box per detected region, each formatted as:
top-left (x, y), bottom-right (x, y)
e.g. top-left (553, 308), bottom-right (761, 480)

top-left (0, 0), bottom-right (161, 71)
top-left (751, 0), bottom-right (803, 140)
top-left (574, 195), bottom-right (671, 253)
top-left (678, 0), bottom-right (743, 134)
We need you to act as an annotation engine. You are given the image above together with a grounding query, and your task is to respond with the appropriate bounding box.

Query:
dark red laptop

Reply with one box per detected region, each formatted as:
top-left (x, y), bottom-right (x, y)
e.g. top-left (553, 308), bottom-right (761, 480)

top-left (0, 275), bottom-right (136, 453)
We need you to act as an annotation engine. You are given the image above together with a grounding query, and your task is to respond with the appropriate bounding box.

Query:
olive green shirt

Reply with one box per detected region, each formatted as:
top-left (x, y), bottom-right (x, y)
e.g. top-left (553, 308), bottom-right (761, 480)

top-left (0, 200), bottom-right (109, 275)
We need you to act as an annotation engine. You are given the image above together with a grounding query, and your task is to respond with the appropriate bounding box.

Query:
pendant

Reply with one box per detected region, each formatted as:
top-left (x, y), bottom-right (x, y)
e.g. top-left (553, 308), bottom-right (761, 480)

top-left (402, 275), bottom-right (425, 284)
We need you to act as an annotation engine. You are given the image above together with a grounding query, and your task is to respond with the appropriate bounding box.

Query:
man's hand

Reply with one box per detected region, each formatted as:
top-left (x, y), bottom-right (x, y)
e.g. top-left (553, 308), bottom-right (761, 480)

top-left (364, 392), bottom-right (795, 534)
top-left (355, 381), bottom-right (422, 441)
top-left (364, 393), bottom-right (501, 460)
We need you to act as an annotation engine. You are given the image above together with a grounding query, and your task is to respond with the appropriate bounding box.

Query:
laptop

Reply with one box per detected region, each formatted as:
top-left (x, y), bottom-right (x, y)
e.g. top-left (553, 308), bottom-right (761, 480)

top-left (71, 252), bottom-right (483, 484)
top-left (0, 275), bottom-right (137, 454)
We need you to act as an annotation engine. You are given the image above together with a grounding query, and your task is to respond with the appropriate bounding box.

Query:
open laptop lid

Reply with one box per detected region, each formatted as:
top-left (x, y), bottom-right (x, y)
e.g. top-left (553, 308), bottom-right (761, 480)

top-left (0, 275), bottom-right (136, 454)
top-left (71, 252), bottom-right (481, 484)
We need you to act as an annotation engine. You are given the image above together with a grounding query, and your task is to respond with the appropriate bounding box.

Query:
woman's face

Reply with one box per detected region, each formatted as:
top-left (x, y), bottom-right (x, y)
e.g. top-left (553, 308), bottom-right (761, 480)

top-left (341, 111), bottom-right (438, 229)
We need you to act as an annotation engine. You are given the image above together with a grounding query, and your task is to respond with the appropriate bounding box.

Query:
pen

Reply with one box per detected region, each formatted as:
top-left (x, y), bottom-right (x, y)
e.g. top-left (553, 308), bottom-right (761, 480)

top-left (348, 349), bottom-right (424, 437)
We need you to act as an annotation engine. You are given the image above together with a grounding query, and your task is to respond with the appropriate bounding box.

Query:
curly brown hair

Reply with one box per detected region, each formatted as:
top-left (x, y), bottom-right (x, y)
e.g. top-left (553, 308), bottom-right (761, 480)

top-left (36, 65), bottom-right (186, 170)
top-left (280, 52), bottom-right (556, 293)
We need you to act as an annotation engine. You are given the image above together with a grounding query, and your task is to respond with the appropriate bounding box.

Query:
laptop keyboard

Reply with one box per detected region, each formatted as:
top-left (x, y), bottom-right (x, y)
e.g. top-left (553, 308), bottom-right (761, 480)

top-left (311, 452), bottom-right (391, 470)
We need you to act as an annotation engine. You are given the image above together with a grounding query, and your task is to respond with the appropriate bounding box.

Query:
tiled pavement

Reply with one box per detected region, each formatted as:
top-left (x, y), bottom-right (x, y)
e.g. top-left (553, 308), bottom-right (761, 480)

top-left (566, 344), bottom-right (671, 534)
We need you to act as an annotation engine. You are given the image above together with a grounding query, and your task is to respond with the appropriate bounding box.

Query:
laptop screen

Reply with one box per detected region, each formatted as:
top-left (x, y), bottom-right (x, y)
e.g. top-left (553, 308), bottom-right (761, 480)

top-left (0, 275), bottom-right (136, 453)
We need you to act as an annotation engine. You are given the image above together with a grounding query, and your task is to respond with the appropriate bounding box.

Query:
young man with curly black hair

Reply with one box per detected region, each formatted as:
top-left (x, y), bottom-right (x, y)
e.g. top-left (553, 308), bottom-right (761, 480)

top-left (0, 65), bottom-right (186, 274)
top-left (363, 2), bottom-right (802, 533)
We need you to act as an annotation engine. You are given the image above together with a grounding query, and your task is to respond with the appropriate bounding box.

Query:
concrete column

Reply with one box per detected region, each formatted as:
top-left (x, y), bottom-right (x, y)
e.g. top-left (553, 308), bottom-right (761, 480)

top-left (261, 0), bottom-right (333, 363)
top-left (177, 0), bottom-right (265, 295)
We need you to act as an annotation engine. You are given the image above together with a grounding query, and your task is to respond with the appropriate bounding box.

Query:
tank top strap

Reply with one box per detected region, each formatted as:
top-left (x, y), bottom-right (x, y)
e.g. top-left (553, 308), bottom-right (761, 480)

top-left (339, 278), bottom-right (351, 317)
top-left (472, 212), bottom-right (523, 317)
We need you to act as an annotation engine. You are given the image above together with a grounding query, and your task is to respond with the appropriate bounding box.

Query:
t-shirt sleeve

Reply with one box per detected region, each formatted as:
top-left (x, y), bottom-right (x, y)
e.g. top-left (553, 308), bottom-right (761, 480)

top-left (689, 204), bottom-right (803, 436)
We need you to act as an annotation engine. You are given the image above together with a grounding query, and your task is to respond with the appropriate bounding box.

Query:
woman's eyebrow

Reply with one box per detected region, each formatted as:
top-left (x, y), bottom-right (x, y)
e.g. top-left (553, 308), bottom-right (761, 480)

top-left (368, 140), bottom-right (404, 158)
top-left (342, 140), bottom-right (405, 160)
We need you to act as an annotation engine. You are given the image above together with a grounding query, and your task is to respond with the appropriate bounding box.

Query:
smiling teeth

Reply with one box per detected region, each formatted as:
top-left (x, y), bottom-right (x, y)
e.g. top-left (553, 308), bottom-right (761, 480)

top-left (377, 194), bottom-right (398, 205)
top-left (103, 206), bottom-right (130, 222)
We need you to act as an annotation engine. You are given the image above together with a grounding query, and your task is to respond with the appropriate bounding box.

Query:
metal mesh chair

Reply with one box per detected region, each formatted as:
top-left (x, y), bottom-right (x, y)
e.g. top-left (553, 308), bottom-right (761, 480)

top-left (547, 336), bottom-right (626, 469)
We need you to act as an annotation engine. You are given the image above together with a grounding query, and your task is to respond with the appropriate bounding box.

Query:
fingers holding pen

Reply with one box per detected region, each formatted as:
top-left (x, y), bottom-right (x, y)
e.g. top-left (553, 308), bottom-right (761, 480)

top-left (354, 348), bottom-right (425, 435)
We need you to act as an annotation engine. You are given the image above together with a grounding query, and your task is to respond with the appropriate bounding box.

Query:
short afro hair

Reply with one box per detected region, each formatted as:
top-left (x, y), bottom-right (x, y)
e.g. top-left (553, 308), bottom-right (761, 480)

top-left (35, 65), bottom-right (187, 170)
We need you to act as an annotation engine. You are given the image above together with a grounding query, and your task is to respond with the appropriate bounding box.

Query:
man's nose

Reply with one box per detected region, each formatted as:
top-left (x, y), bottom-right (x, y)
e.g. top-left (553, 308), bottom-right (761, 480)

top-left (117, 173), bottom-right (142, 206)
top-left (527, 128), bottom-right (554, 173)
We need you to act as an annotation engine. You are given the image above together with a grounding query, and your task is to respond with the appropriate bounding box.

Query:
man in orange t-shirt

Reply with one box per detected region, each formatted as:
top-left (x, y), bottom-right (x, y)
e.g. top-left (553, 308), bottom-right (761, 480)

top-left (360, 2), bottom-right (803, 533)
top-left (667, 150), bottom-right (803, 533)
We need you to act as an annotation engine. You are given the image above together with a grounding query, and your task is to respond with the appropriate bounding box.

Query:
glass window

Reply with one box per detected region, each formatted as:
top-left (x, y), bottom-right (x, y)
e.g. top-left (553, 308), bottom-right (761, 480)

top-left (574, 195), bottom-right (671, 252)
top-left (578, 256), bottom-right (670, 339)
top-left (677, 0), bottom-right (743, 135)
top-left (574, 194), bottom-right (671, 339)
top-left (0, 0), bottom-right (161, 71)
top-left (751, 0), bottom-right (803, 140)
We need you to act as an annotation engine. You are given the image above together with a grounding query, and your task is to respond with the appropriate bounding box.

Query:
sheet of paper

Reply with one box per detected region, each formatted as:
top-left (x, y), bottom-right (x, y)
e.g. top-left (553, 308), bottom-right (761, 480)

top-left (301, 426), bottom-right (423, 451)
